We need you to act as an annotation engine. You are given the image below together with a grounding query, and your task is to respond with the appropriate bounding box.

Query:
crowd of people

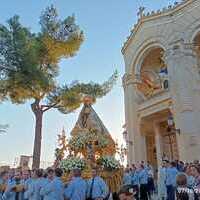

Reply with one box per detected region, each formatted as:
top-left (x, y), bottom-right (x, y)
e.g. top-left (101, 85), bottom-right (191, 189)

top-left (122, 160), bottom-right (200, 200)
top-left (1, 160), bottom-right (200, 200)
top-left (0, 167), bottom-right (110, 200)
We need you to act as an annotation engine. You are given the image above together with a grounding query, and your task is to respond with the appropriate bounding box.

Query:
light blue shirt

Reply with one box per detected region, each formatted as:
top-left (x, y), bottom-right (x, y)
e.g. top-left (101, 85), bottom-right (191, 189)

top-left (87, 176), bottom-right (109, 199)
top-left (40, 177), bottom-right (64, 200)
top-left (123, 173), bottom-right (132, 185)
top-left (21, 178), bottom-right (32, 200)
top-left (2, 179), bottom-right (24, 200)
top-left (24, 178), bottom-right (49, 200)
top-left (187, 175), bottom-right (195, 188)
top-left (138, 169), bottom-right (148, 185)
top-left (165, 167), bottom-right (178, 186)
top-left (131, 170), bottom-right (139, 186)
top-left (24, 179), bottom-right (35, 200)
top-left (64, 177), bottom-right (87, 200)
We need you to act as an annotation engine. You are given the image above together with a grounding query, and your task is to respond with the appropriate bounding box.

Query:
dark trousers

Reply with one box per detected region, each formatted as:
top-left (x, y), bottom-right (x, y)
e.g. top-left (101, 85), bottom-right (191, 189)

top-left (133, 185), bottom-right (139, 200)
top-left (140, 184), bottom-right (148, 200)
top-left (166, 185), bottom-right (175, 200)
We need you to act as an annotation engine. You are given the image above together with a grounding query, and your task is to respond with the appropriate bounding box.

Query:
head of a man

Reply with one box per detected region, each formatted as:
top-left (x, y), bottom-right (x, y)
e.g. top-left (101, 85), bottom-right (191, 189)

top-left (22, 169), bottom-right (30, 180)
top-left (8, 168), bottom-right (15, 179)
top-left (118, 185), bottom-right (136, 200)
top-left (91, 167), bottom-right (98, 178)
top-left (14, 171), bottom-right (22, 182)
top-left (162, 160), bottom-right (167, 168)
top-left (124, 168), bottom-right (129, 173)
top-left (193, 160), bottom-right (199, 165)
top-left (73, 169), bottom-right (81, 177)
top-left (35, 169), bottom-right (44, 178)
top-left (0, 171), bottom-right (8, 182)
top-left (46, 168), bottom-right (54, 180)
top-left (132, 164), bottom-right (137, 172)
top-left (191, 165), bottom-right (200, 177)
top-left (170, 161), bottom-right (176, 168)
top-left (139, 164), bottom-right (144, 171)
top-left (55, 168), bottom-right (63, 178)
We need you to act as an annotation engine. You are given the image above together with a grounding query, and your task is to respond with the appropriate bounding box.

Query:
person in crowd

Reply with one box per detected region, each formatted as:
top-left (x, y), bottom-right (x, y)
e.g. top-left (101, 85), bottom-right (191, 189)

top-left (118, 185), bottom-right (136, 200)
top-left (7, 169), bottom-right (15, 184)
top-left (193, 160), bottom-right (200, 166)
top-left (21, 169), bottom-right (32, 200)
top-left (34, 169), bottom-right (49, 200)
top-left (138, 164), bottom-right (148, 200)
top-left (87, 167), bottom-right (109, 200)
top-left (157, 160), bottom-right (167, 200)
top-left (0, 171), bottom-right (9, 199)
top-left (165, 161), bottom-right (178, 200)
top-left (178, 161), bottom-right (185, 172)
top-left (24, 169), bottom-right (36, 200)
top-left (185, 166), bottom-right (195, 188)
top-left (2, 170), bottom-right (24, 200)
top-left (64, 168), bottom-right (87, 200)
top-left (191, 165), bottom-right (200, 199)
top-left (46, 168), bottom-right (54, 182)
top-left (176, 173), bottom-right (195, 200)
top-left (146, 161), bottom-right (153, 171)
top-left (24, 168), bottom-right (48, 200)
top-left (146, 163), bottom-right (155, 200)
top-left (191, 165), bottom-right (200, 188)
top-left (131, 165), bottom-right (139, 200)
top-left (39, 168), bottom-right (54, 200)
top-left (40, 168), bottom-right (64, 200)
top-left (122, 168), bottom-right (132, 186)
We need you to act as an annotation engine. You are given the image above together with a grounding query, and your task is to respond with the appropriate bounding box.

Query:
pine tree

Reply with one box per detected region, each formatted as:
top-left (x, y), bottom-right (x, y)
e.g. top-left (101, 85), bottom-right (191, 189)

top-left (0, 5), bottom-right (117, 168)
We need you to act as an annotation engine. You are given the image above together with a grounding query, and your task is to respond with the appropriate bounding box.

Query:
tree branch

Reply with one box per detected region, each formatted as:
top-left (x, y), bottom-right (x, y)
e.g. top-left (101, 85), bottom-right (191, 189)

top-left (42, 103), bottom-right (58, 112)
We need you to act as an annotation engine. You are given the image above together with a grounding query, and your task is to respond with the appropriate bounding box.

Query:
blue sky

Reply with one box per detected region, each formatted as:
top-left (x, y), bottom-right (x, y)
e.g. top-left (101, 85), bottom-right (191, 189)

top-left (0, 0), bottom-right (177, 166)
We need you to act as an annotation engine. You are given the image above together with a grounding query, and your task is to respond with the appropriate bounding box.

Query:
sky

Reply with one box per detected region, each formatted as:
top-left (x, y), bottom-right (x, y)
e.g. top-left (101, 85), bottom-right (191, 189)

top-left (0, 0), bottom-right (178, 167)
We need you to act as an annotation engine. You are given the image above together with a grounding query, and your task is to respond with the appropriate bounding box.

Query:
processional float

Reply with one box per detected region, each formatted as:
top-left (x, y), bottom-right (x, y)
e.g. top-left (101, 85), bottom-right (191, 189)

top-left (55, 96), bottom-right (123, 193)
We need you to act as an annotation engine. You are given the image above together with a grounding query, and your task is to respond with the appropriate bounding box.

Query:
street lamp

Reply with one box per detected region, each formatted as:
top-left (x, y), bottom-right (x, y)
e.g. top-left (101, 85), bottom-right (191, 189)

top-left (122, 130), bottom-right (133, 146)
top-left (122, 130), bottom-right (128, 141)
top-left (167, 114), bottom-right (181, 135)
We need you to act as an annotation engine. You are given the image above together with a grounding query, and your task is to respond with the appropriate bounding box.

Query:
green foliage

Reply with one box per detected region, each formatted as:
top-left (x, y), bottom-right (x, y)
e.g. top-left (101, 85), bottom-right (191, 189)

top-left (0, 15), bottom-right (53, 103)
top-left (0, 5), bottom-right (117, 112)
top-left (47, 71), bottom-right (118, 114)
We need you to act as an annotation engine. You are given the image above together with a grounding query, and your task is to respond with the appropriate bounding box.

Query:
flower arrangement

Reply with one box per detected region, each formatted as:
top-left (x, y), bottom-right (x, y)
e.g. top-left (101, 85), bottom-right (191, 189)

top-left (68, 130), bottom-right (109, 151)
top-left (60, 157), bottom-right (86, 171)
top-left (98, 155), bottom-right (120, 170)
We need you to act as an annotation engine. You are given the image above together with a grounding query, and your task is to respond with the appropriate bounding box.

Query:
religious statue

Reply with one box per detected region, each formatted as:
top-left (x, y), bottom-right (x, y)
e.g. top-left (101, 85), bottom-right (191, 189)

top-left (86, 142), bottom-right (95, 162)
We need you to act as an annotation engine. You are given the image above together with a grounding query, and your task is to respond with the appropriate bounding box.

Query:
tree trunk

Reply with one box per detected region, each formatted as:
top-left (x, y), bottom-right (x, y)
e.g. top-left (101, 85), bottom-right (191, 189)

top-left (31, 100), bottom-right (43, 169)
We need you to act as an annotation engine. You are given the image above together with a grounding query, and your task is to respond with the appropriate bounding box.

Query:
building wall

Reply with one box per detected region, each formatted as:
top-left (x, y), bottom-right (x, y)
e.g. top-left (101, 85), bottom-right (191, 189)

top-left (122, 0), bottom-right (200, 163)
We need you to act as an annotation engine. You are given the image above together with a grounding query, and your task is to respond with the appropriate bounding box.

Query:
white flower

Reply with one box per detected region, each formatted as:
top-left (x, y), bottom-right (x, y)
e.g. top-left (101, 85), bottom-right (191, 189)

top-left (99, 155), bottom-right (120, 170)
top-left (60, 157), bottom-right (86, 171)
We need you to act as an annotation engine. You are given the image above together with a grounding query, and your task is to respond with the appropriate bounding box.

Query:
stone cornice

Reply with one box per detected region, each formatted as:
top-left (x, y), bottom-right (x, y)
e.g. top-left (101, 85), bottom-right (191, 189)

top-left (137, 93), bottom-right (172, 120)
top-left (122, 73), bottom-right (135, 89)
top-left (122, 0), bottom-right (196, 54)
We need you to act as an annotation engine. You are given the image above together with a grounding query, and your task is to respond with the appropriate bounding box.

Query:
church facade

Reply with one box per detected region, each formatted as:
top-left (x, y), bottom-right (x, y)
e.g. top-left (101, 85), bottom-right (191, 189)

top-left (122, 0), bottom-right (200, 167)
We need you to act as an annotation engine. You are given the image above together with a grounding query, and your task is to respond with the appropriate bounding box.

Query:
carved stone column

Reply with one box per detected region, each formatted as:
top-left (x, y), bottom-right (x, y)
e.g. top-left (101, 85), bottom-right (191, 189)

top-left (123, 74), bottom-right (146, 164)
top-left (153, 121), bottom-right (163, 167)
top-left (164, 39), bottom-right (200, 161)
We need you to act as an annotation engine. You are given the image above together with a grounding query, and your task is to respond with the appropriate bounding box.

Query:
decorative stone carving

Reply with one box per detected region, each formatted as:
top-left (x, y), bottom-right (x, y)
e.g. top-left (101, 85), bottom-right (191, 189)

top-left (137, 7), bottom-right (145, 18)
top-left (122, 73), bottom-right (146, 103)
top-left (122, 0), bottom-right (200, 163)
top-left (163, 41), bottom-right (198, 112)
top-left (122, 0), bottom-right (192, 53)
